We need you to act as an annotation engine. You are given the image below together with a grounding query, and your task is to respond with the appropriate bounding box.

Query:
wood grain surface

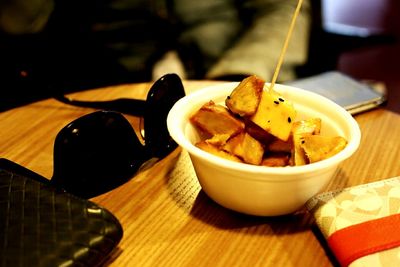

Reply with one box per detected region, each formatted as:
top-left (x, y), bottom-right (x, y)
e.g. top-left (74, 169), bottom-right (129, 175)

top-left (1, 81), bottom-right (399, 267)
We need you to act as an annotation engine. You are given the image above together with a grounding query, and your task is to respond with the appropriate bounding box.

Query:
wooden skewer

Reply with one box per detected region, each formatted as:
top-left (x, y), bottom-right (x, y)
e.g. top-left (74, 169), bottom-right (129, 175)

top-left (269, 0), bottom-right (304, 91)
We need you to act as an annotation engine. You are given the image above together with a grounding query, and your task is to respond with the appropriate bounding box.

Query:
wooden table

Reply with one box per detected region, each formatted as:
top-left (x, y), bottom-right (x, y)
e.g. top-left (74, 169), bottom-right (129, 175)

top-left (1, 81), bottom-right (400, 266)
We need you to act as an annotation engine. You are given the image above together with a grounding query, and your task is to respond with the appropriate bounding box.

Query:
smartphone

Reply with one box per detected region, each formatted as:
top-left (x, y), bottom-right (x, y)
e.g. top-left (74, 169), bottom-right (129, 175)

top-left (286, 71), bottom-right (386, 115)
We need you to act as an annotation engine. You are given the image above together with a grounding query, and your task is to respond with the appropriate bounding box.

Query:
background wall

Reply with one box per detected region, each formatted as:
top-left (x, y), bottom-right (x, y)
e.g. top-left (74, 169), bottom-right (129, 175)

top-left (305, 0), bottom-right (400, 112)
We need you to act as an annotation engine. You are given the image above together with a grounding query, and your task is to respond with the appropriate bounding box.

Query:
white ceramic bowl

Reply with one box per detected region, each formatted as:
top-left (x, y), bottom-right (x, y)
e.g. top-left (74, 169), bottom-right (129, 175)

top-left (167, 83), bottom-right (361, 216)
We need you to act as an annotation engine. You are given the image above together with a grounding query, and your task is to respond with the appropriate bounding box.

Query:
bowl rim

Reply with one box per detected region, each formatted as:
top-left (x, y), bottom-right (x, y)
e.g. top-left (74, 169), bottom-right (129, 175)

top-left (167, 82), bottom-right (361, 180)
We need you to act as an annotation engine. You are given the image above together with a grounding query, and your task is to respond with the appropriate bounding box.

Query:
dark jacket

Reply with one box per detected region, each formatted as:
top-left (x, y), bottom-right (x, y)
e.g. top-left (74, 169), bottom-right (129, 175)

top-left (0, 0), bottom-right (310, 109)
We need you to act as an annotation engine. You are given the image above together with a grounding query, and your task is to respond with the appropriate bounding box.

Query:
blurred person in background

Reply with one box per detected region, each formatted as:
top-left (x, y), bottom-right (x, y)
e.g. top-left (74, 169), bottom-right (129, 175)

top-left (0, 0), bottom-right (310, 109)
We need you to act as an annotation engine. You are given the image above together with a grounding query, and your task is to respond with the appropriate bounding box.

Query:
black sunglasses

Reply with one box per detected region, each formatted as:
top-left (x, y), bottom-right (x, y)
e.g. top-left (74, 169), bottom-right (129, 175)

top-left (1, 74), bottom-right (186, 198)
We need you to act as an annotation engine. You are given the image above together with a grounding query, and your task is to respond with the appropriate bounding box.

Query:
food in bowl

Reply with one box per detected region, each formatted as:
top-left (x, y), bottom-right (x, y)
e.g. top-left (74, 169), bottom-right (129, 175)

top-left (167, 78), bottom-right (361, 216)
top-left (190, 76), bottom-right (347, 167)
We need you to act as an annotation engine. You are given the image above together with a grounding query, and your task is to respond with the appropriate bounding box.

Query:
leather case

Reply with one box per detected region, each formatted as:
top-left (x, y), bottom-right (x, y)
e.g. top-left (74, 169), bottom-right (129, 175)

top-left (0, 159), bottom-right (123, 267)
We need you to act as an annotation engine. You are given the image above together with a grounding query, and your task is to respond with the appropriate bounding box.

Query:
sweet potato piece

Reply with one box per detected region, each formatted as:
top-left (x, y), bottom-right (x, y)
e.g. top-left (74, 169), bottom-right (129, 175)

top-left (243, 117), bottom-right (276, 146)
top-left (190, 101), bottom-right (244, 137)
top-left (196, 141), bottom-right (243, 163)
top-left (268, 139), bottom-right (293, 153)
top-left (301, 135), bottom-right (347, 163)
top-left (225, 75), bottom-right (264, 116)
top-left (223, 132), bottom-right (264, 165)
top-left (261, 153), bottom-right (290, 167)
top-left (205, 134), bottom-right (231, 147)
top-left (250, 89), bottom-right (296, 141)
top-left (292, 118), bottom-right (322, 166)
top-left (292, 118), bottom-right (321, 135)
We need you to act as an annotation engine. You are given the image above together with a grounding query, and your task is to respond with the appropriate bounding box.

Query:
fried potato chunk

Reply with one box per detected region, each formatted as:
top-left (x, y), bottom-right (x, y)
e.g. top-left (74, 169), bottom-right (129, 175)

top-left (205, 134), bottom-right (231, 147)
top-left (250, 88), bottom-right (296, 141)
top-left (261, 154), bottom-right (290, 167)
top-left (301, 135), bottom-right (347, 163)
top-left (268, 139), bottom-right (293, 153)
top-left (223, 132), bottom-right (264, 165)
top-left (292, 118), bottom-right (322, 166)
top-left (225, 75), bottom-right (264, 116)
top-left (190, 101), bottom-right (244, 137)
top-left (292, 118), bottom-right (321, 135)
top-left (243, 118), bottom-right (276, 146)
top-left (195, 141), bottom-right (243, 163)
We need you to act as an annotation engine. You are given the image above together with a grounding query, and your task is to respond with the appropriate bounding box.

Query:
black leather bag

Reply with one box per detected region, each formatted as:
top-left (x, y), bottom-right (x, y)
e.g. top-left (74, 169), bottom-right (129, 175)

top-left (0, 160), bottom-right (123, 267)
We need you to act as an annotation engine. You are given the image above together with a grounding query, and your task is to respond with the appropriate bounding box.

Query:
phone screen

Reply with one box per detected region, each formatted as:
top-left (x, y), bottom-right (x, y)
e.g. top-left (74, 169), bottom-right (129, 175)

top-left (287, 71), bottom-right (386, 115)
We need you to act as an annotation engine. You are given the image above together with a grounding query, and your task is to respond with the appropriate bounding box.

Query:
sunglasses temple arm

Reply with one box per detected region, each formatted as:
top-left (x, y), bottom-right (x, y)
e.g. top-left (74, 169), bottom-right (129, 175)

top-left (54, 95), bottom-right (147, 116)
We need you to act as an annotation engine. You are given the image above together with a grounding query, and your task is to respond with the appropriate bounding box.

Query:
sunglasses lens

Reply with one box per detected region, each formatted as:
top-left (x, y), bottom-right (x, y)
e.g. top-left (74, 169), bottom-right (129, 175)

top-left (144, 73), bottom-right (185, 158)
top-left (52, 111), bottom-right (146, 198)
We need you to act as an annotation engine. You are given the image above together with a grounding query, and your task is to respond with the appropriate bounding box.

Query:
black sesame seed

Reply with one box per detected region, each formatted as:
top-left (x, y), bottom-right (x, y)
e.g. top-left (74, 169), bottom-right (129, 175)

top-left (279, 97), bottom-right (284, 102)
top-left (287, 117), bottom-right (292, 123)
top-left (227, 96), bottom-right (231, 99)
top-left (301, 140), bottom-right (305, 144)
top-left (274, 100), bottom-right (279, 104)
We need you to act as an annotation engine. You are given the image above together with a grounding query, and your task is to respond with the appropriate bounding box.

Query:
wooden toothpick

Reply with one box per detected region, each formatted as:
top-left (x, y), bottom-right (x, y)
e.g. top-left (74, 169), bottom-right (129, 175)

top-left (269, 0), bottom-right (304, 91)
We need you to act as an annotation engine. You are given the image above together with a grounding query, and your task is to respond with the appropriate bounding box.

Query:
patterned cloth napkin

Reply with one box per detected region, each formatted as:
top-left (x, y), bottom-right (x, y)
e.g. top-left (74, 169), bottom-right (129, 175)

top-left (306, 177), bottom-right (400, 267)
